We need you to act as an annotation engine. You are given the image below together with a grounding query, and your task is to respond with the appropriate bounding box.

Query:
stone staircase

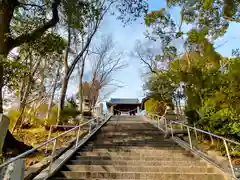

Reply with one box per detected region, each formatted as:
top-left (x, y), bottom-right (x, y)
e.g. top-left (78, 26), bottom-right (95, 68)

top-left (50, 116), bottom-right (226, 180)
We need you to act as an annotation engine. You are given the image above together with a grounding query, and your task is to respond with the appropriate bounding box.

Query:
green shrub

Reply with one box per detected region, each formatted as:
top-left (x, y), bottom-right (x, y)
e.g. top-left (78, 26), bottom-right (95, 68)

top-left (8, 109), bottom-right (22, 129)
top-left (8, 100), bottom-right (80, 128)
top-left (83, 111), bottom-right (92, 117)
top-left (60, 107), bottom-right (79, 124)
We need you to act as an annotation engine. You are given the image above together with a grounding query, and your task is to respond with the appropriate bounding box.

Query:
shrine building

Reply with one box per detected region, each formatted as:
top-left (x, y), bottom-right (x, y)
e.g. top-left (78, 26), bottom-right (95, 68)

top-left (106, 98), bottom-right (141, 115)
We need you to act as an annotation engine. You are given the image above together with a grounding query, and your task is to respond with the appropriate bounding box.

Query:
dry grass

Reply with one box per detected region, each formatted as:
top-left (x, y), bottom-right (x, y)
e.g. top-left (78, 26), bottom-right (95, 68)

top-left (13, 127), bottom-right (86, 167)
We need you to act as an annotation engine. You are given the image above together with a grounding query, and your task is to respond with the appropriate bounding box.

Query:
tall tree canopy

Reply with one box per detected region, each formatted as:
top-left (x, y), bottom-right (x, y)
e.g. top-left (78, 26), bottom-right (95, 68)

top-left (141, 0), bottom-right (240, 140)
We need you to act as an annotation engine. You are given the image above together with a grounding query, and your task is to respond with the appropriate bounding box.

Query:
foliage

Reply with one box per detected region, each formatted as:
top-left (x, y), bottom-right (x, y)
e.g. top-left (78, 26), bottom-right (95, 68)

top-left (3, 59), bottom-right (26, 89)
top-left (143, 0), bottom-right (240, 141)
top-left (145, 72), bottom-right (177, 107)
top-left (66, 96), bottom-right (78, 109)
top-left (8, 102), bottom-right (79, 128)
top-left (144, 98), bottom-right (167, 116)
top-left (144, 98), bottom-right (158, 113)
top-left (8, 109), bottom-right (22, 130)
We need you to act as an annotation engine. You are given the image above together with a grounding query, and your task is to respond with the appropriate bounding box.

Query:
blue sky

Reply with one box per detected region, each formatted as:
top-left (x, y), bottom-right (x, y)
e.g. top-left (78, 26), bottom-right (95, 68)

top-left (67, 0), bottom-right (240, 104)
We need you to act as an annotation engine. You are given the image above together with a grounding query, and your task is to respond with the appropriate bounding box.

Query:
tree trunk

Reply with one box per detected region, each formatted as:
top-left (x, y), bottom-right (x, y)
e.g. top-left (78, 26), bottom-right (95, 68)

top-left (11, 77), bottom-right (32, 132)
top-left (45, 66), bottom-right (60, 126)
top-left (79, 57), bottom-right (86, 115)
top-left (0, 63), bottom-right (3, 113)
top-left (57, 76), bottom-right (69, 124)
top-left (56, 26), bottom-right (71, 125)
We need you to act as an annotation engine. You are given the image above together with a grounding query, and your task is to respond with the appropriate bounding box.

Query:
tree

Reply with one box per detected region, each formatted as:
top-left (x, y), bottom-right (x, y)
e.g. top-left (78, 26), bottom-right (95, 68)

top-left (134, 40), bottom-right (160, 75)
top-left (142, 0), bottom-right (240, 143)
top-left (0, 0), bottom-right (61, 112)
top-left (0, 0), bottom-right (148, 154)
top-left (145, 72), bottom-right (176, 107)
top-left (7, 33), bottom-right (65, 132)
top-left (56, 0), bottom-right (148, 123)
top-left (0, 0), bottom-right (62, 155)
top-left (78, 35), bottom-right (126, 113)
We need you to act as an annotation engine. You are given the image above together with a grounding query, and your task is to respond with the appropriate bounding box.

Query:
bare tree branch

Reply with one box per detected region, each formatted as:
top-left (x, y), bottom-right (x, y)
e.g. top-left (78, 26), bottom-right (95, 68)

top-left (81, 35), bottom-right (126, 109)
top-left (136, 50), bottom-right (158, 74)
top-left (134, 40), bottom-right (160, 75)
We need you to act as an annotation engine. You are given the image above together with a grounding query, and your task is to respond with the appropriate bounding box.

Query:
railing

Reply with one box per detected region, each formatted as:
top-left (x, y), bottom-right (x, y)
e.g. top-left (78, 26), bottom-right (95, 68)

top-left (0, 113), bottom-right (111, 176)
top-left (145, 112), bottom-right (239, 179)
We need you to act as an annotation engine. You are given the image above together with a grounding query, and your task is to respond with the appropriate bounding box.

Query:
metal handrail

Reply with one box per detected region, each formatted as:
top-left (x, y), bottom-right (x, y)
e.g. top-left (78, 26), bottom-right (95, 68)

top-left (0, 116), bottom-right (106, 170)
top-left (170, 120), bottom-right (240, 147)
top-left (169, 120), bottom-right (238, 179)
top-left (145, 113), bottom-right (239, 179)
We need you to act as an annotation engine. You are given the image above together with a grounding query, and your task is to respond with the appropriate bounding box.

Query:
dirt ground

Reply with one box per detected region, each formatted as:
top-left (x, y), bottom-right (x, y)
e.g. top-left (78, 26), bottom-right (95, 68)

top-left (13, 127), bottom-right (85, 167)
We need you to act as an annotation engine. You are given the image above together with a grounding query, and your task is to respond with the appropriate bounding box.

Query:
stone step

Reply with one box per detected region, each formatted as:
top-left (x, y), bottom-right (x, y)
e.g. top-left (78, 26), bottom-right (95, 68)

top-left (107, 120), bottom-right (148, 123)
top-left (98, 130), bottom-right (162, 133)
top-left (69, 159), bottom-right (206, 166)
top-left (98, 132), bottom-right (164, 136)
top-left (74, 155), bottom-right (197, 161)
top-left (89, 140), bottom-right (175, 144)
top-left (78, 151), bottom-right (194, 157)
top-left (107, 121), bottom-right (155, 124)
top-left (106, 123), bottom-right (149, 126)
top-left (50, 118), bottom-right (225, 180)
top-left (79, 148), bottom-right (187, 154)
top-left (99, 128), bottom-right (159, 131)
top-left (103, 126), bottom-right (156, 129)
top-left (99, 131), bottom-right (161, 134)
top-left (88, 140), bottom-right (177, 144)
top-left (94, 132), bottom-right (164, 135)
top-left (107, 124), bottom-right (150, 126)
top-left (96, 134), bottom-right (164, 138)
top-left (58, 171), bottom-right (224, 179)
top-left (87, 141), bottom-right (177, 145)
top-left (82, 146), bottom-right (183, 151)
top-left (93, 138), bottom-right (169, 142)
top-left (66, 165), bottom-right (215, 173)
top-left (85, 143), bottom-right (180, 148)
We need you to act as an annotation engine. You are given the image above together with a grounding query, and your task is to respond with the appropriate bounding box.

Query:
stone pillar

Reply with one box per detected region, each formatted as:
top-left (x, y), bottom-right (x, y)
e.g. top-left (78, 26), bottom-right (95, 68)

top-left (137, 106), bottom-right (140, 114)
top-left (110, 106), bottom-right (113, 114)
top-left (0, 114), bottom-right (9, 156)
top-left (0, 115), bottom-right (25, 180)
top-left (1, 159), bottom-right (25, 180)
top-left (100, 103), bottom-right (103, 115)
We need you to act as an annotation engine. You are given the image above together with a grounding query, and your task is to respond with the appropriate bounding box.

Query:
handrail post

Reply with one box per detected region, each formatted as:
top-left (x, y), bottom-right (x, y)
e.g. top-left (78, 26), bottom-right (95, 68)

top-left (45, 125), bottom-right (53, 154)
top-left (187, 126), bottom-right (193, 149)
top-left (75, 126), bottom-right (81, 149)
top-left (48, 139), bottom-right (57, 174)
top-left (194, 123), bottom-right (198, 141)
top-left (223, 139), bottom-right (236, 178)
top-left (170, 122), bottom-right (173, 137)
top-left (89, 122), bottom-right (92, 135)
top-left (164, 117), bottom-right (168, 132)
top-left (96, 117), bottom-right (99, 126)
top-left (157, 117), bottom-right (160, 129)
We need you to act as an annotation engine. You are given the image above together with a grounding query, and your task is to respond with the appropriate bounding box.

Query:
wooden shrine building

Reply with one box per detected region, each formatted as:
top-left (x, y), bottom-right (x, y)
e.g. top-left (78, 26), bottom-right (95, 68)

top-left (106, 98), bottom-right (141, 115)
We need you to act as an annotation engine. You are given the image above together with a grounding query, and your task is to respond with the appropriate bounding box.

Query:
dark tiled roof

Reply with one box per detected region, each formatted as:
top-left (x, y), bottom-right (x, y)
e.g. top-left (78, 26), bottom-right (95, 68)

top-left (109, 98), bottom-right (139, 104)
